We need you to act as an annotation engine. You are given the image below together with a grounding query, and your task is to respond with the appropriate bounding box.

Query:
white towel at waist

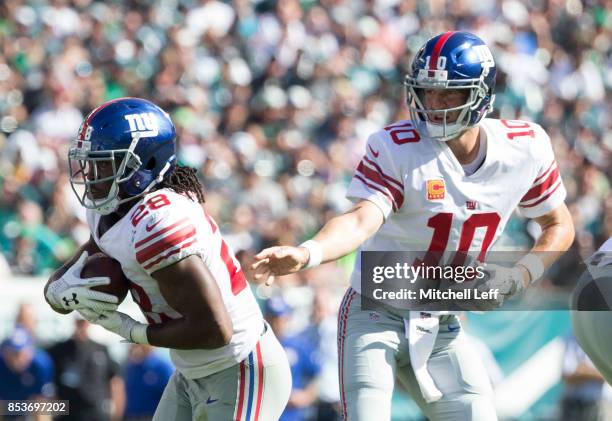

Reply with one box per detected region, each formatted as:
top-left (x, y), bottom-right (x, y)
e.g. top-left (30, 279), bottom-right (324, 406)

top-left (404, 310), bottom-right (447, 403)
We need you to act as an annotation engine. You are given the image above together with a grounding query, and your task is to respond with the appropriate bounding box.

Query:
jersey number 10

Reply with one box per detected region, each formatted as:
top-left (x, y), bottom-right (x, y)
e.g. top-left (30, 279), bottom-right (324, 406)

top-left (418, 212), bottom-right (501, 267)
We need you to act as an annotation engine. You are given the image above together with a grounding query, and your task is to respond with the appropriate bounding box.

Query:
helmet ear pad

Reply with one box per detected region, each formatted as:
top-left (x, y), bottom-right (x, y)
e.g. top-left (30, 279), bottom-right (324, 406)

top-left (121, 141), bottom-right (176, 197)
top-left (123, 169), bottom-right (155, 197)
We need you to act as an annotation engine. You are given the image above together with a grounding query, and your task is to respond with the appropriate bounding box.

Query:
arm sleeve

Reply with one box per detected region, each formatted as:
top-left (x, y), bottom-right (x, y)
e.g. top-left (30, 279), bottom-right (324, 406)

top-left (132, 200), bottom-right (202, 275)
top-left (517, 127), bottom-right (567, 218)
top-left (346, 132), bottom-right (405, 219)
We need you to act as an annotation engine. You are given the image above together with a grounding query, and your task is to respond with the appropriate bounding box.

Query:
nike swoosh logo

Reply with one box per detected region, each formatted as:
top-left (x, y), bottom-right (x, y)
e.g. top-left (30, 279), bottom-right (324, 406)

top-left (206, 397), bottom-right (219, 405)
top-left (145, 219), bottom-right (163, 232)
top-left (448, 324), bottom-right (460, 332)
top-left (368, 145), bottom-right (380, 158)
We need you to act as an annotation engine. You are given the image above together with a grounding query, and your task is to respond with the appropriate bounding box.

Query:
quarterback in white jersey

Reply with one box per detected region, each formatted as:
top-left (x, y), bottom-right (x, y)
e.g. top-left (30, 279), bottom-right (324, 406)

top-left (253, 31), bottom-right (575, 421)
top-left (347, 116), bottom-right (566, 295)
top-left (45, 98), bottom-right (291, 421)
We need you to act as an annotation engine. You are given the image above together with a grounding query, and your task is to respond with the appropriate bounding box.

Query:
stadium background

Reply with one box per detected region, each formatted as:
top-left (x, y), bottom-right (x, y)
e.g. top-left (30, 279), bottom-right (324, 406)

top-left (0, 0), bottom-right (609, 420)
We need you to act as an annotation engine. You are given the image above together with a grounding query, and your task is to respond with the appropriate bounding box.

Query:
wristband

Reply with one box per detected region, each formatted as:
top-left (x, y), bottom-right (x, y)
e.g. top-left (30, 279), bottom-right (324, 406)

top-left (516, 253), bottom-right (545, 283)
top-left (299, 240), bottom-right (323, 269)
top-left (130, 323), bottom-right (149, 345)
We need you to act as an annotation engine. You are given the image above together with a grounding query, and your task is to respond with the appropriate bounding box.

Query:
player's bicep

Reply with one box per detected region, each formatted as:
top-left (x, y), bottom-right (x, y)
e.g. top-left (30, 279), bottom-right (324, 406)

top-left (346, 133), bottom-right (405, 219)
top-left (518, 127), bottom-right (567, 218)
top-left (151, 255), bottom-right (233, 339)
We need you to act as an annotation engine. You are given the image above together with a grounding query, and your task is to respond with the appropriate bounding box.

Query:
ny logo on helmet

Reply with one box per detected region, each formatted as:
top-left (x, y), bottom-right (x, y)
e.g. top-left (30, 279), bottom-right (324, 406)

top-left (472, 45), bottom-right (495, 71)
top-left (124, 112), bottom-right (159, 139)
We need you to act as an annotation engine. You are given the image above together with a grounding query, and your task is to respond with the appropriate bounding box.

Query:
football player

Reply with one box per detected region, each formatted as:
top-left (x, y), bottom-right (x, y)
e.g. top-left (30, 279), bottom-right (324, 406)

top-left (252, 31), bottom-right (575, 420)
top-left (44, 98), bottom-right (291, 421)
top-left (571, 237), bottom-right (612, 385)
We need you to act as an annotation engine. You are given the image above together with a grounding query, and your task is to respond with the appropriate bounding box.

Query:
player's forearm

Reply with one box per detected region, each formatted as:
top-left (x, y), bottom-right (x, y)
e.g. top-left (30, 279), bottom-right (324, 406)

top-left (530, 206), bottom-right (575, 268)
top-left (513, 206), bottom-right (574, 288)
top-left (311, 201), bottom-right (383, 263)
top-left (146, 316), bottom-right (233, 350)
top-left (530, 223), bottom-right (574, 267)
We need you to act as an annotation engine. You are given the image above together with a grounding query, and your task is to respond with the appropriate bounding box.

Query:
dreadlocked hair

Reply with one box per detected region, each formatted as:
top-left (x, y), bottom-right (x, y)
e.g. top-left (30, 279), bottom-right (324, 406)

top-left (159, 165), bottom-right (205, 203)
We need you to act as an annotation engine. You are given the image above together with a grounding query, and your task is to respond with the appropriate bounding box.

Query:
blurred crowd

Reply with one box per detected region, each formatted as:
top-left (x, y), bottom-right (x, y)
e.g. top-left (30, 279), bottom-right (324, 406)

top-left (0, 0), bottom-right (609, 280)
top-left (0, 296), bottom-right (344, 421)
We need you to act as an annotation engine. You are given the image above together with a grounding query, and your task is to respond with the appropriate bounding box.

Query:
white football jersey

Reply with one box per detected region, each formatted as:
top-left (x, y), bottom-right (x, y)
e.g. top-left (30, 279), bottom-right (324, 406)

top-left (86, 188), bottom-right (264, 379)
top-left (347, 118), bottom-right (567, 294)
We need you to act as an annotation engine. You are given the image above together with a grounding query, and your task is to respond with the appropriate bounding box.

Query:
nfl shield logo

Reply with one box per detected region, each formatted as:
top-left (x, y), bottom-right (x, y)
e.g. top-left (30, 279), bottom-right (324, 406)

top-left (466, 200), bottom-right (477, 210)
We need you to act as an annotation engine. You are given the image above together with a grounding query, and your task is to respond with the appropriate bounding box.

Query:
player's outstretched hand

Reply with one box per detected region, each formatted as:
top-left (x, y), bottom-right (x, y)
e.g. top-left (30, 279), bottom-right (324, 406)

top-left (45, 251), bottom-right (119, 313)
top-left (251, 246), bottom-right (310, 286)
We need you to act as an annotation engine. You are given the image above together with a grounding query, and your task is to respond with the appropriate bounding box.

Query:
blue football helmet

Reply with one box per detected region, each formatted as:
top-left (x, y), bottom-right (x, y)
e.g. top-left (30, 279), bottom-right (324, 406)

top-left (69, 97), bottom-right (176, 215)
top-left (404, 31), bottom-right (496, 141)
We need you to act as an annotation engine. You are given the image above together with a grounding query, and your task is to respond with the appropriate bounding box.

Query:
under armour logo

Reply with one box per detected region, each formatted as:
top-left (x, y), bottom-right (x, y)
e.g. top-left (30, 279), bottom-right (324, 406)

top-left (62, 293), bottom-right (79, 306)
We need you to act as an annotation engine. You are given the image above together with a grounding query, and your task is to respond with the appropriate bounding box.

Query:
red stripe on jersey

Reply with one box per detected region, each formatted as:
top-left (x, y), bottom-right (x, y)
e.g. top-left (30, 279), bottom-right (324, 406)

top-left (136, 225), bottom-right (196, 264)
top-left (204, 210), bottom-right (247, 295)
top-left (254, 342), bottom-right (264, 421)
top-left (338, 290), bottom-right (356, 419)
top-left (135, 217), bottom-right (190, 248)
top-left (357, 162), bottom-right (404, 208)
top-left (533, 160), bottom-right (556, 184)
top-left (205, 212), bottom-right (218, 233)
top-left (130, 282), bottom-right (153, 319)
top-left (430, 31), bottom-right (455, 70)
top-left (363, 156), bottom-right (403, 189)
top-left (521, 167), bottom-right (559, 203)
top-left (235, 361), bottom-right (246, 421)
top-left (220, 239), bottom-right (247, 295)
top-left (158, 312), bottom-right (173, 323)
top-left (142, 238), bottom-right (198, 270)
top-left (520, 182), bottom-right (561, 208)
top-left (354, 174), bottom-right (398, 211)
top-left (79, 97), bottom-right (126, 139)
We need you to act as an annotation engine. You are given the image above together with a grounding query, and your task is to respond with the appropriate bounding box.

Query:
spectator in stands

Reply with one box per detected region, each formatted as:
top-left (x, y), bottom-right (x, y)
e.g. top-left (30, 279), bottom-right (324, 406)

top-left (265, 295), bottom-right (321, 421)
top-left (15, 302), bottom-right (38, 342)
top-left (0, 327), bottom-right (54, 401)
top-left (0, 0), bottom-right (607, 279)
top-left (560, 333), bottom-right (608, 421)
top-left (123, 344), bottom-right (174, 421)
top-left (46, 314), bottom-right (125, 421)
top-left (301, 287), bottom-right (342, 421)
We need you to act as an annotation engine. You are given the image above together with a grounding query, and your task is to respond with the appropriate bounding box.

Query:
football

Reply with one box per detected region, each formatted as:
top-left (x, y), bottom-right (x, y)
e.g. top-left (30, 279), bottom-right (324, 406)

top-left (80, 252), bottom-right (131, 303)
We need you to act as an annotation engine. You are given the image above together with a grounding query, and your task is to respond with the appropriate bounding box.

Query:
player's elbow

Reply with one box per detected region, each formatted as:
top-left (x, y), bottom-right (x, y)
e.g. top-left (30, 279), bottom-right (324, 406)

top-left (198, 318), bottom-right (233, 348)
top-left (558, 207), bottom-right (576, 249)
top-left (217, 320), bottom-right (234, 346)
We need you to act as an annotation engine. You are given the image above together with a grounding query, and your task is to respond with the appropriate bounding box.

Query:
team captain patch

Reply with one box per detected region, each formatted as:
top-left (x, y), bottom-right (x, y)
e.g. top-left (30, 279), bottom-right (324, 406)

top-left (426, 179), bottom-right (445, 200)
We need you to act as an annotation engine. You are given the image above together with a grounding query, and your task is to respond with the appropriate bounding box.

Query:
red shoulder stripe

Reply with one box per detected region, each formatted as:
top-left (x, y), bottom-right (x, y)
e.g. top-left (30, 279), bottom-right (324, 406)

top-left (135, 217), bottom-right (190, 248)
top-left (136, 225), bottom-right (196, 264)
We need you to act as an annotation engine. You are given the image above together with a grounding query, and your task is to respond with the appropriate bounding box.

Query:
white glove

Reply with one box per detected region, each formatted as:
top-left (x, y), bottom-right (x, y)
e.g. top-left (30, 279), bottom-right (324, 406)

top-left (470, 263), bottom-right (527, 310)
top-left (78, 309), bottom-right (149, 344)
top-left (46, 251), bottom-right (119, 313)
